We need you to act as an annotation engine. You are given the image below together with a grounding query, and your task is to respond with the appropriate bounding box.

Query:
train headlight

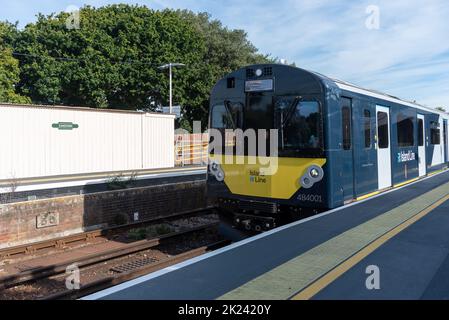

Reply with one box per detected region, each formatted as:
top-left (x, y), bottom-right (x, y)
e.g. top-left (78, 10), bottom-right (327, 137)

top-left (209, 161), bottom-right (225, 182)
top-left (300, 176), bottom-right (313, 189)
top-left (310, 168), bottom-right (320, 179)
top-left (216, 170), bottom-right (225, 182)
top-left (210, 161), bottom-right (219, 172)
top-left (308, 165), bottom-right (324, 182)
top-left (300, 165), bottom-right (324, 189)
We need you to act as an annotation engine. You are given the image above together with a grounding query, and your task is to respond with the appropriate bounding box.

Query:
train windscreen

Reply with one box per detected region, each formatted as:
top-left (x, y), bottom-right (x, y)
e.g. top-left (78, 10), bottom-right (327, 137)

top-left (245, 93), bottom-right (274, 130)
top-left (276, 96), bottom-right (323, 157)
top-left (210, 95), bottom-right (323, 157)
top-left (211, 102), bottom-right (243, 129)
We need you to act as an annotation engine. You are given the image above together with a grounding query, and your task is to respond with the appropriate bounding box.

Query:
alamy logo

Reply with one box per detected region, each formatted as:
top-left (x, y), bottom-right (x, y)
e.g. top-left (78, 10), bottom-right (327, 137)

top-left (365, 265), bottom-right (380, 290)
top-left (365, 5), bottom-right (380, 30)
top-left (65, 5), bottom-right (80, 30)
top-left (178, 121), bottom-right (280, 176)
top-left (65, 263), bottom-right (80, 290)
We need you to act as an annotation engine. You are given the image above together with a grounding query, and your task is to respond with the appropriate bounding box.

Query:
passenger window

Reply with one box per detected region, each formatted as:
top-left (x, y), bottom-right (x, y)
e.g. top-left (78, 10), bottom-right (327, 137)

top-left (397, 113), bottom-right (414, 147)
top-left (377, 111), bottom-right (389, 149)
top-left (342, 106), bottom-right (351, 150)
top-left (431, 129), bottom-right (441, 144)
top-left (364, 109), bottom-right (371, 149)
top-left (418, 119), bottom-right (424, 147)
top-left (430, 121), bottom-right (441, 145)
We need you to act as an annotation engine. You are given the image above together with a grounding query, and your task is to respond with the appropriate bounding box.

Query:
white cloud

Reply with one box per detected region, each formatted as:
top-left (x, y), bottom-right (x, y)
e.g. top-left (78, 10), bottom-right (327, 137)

top-left (152, 0), bottom-right (449, 108)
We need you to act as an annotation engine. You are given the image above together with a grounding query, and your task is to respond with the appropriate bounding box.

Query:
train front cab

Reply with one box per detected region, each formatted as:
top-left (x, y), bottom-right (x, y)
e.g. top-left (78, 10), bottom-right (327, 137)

top-left (207, 65), bottom-right (332, 230)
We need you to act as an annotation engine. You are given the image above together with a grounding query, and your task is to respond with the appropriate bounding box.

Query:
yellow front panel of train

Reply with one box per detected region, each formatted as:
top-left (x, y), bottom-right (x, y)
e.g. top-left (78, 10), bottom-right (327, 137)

top-left (210, 155), bottom-right (326, 200)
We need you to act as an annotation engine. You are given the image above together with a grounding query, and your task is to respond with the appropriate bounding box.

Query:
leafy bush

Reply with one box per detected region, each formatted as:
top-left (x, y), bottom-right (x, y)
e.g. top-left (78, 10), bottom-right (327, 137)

top-left (106, 172), bottom-right (137, 190)
top-left (127, 223), bottom-right (174, 241)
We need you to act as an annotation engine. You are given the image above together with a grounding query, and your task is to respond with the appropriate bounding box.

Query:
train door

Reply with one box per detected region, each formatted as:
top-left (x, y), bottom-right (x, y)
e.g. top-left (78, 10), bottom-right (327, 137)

top-left (444, 120), bottom-right (448, 163)
top-left (340, 97), bottom-right (354, 201)
top-left (417, 114), bottom-right (426, 177)
top-left (376, 106), bottom-right (392, 189)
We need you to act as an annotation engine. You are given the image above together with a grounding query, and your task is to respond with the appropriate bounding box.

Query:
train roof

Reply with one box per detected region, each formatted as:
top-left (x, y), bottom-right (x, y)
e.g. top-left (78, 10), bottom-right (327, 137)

top-left (308, 69), bottom-right (448, 117)
top-left (228, 64), bottom-right (446, 117)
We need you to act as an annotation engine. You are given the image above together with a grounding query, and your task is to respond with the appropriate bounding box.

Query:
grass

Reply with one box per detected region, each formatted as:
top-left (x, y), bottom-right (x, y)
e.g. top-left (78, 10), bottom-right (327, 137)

top-left (127, 223), bottom-right (175, 241)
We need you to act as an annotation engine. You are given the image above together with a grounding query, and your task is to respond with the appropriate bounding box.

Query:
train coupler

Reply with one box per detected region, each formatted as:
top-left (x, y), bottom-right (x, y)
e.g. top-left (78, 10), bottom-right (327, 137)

top-left (233, 213), bottom-right (276, 232)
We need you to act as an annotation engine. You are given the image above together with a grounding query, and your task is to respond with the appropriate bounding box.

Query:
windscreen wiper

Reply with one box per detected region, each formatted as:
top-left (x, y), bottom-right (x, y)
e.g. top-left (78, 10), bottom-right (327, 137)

top-left (278, 96), bottom-right (301, 151)
top-left (282, 96), bottom-right (301, 127)
top-left (224, 100), bottom-right (236, 129)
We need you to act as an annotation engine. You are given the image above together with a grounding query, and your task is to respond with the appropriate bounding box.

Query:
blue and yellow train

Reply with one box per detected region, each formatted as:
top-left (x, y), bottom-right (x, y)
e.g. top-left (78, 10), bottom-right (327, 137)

top-left (207, 64), bottom-right (449, 231)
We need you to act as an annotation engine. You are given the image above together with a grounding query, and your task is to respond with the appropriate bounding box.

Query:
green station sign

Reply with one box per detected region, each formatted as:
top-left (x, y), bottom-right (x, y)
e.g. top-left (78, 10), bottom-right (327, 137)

top-left (52, 122), bottom-right (79, 130)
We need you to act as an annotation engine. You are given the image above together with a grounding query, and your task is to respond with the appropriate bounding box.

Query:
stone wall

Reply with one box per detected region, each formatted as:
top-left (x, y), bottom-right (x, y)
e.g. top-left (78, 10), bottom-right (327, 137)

top-left (0, 180), bottom-right (207, 249)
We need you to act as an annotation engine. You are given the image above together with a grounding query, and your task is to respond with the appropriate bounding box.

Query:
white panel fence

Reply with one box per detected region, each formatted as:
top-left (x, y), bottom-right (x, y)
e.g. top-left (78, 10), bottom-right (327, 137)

top-left (0, 104), bottom-right (175, 181)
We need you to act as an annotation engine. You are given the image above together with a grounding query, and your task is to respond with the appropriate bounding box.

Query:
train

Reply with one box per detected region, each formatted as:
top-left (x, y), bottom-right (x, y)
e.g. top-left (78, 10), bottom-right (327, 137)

top-left (207, 64), bottom-right (449, 231)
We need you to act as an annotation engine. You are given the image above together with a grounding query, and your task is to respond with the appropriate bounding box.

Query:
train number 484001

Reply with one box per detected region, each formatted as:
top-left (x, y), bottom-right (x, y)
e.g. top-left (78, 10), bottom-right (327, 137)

top-left (298, 194), bottom-right (322, 203)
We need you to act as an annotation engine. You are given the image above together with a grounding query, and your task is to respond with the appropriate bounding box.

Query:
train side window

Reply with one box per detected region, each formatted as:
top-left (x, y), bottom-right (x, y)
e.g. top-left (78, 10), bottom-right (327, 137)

top-left (397, 113), bottom-right (414, 147)
top-left (430, 121), bottom-right (441, 145)
top-left (377, 111), bottom-right (389, 149)
top-left (418, 119), bottom-right (424, 146)
top-left (342, 106), bottom-right (351, 150)
top-left (431, 128), bottom-right (441, 145)
top-left (364, 109), bottom-right (371, 148)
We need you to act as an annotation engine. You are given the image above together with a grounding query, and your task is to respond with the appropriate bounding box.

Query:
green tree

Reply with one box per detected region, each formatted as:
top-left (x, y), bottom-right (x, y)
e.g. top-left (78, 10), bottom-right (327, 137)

top-left (435, 106), bottom-right (447, 113)
top-left (12, 5), bottom-right (272, 128)
top-left (175, 11), bottom-right (273, 127)
top-left (0, 22), bottom-right (30, 104)
top-left (14, 5), bottom-right (205, 110)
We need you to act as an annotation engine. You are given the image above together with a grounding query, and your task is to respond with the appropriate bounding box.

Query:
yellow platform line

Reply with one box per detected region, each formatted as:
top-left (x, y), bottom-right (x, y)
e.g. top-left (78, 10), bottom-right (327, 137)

top-left (291, 193), bottom-right (449, 300)
top-left (356, 177), bottom-right (423, 202)
top-left (356, 191), bottom-right (380, 201)
top-left (394, 177), bottom-right (420, 188)
top-left (428, 169), bottom-right (445, 177)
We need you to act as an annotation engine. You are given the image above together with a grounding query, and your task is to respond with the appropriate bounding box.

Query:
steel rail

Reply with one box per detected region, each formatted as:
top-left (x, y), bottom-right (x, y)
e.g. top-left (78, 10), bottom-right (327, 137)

top-left (0, 222), bottom-right (219, 291)
top-left (42, 239), bottom-right (231, 300)
top-left (0, 207), bottom-right (215, 259)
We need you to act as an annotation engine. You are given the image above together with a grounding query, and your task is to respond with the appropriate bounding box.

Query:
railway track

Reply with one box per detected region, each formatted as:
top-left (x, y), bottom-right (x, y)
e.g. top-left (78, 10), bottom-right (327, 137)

top-left (0, 221), bottom-right (228, 300)
top-left (0, 207), bottom-right (215, 260)
top-left (44, 239), bottom-right (229, 300)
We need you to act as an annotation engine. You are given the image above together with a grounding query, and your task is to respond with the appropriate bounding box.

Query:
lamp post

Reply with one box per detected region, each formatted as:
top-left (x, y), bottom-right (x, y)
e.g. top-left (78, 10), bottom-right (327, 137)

top-left (158, 63), bottom-right (185, 114)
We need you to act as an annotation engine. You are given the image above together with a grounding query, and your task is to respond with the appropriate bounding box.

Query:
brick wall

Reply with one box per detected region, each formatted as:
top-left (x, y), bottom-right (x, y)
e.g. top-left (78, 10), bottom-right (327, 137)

top-left (0, 181), bottom-right (208, 249)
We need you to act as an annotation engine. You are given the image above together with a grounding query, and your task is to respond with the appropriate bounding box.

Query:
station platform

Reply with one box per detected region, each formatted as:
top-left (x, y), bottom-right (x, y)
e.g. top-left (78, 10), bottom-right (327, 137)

top-left (0, 166), bottom-right (206, 203)
top-left (84, 170), bottom-right (449, 300)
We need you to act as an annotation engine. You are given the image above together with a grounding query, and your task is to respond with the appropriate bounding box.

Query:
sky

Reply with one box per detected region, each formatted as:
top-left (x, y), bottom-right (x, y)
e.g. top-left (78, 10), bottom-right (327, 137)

top-left (1, 0), bottom-right (449, 109)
